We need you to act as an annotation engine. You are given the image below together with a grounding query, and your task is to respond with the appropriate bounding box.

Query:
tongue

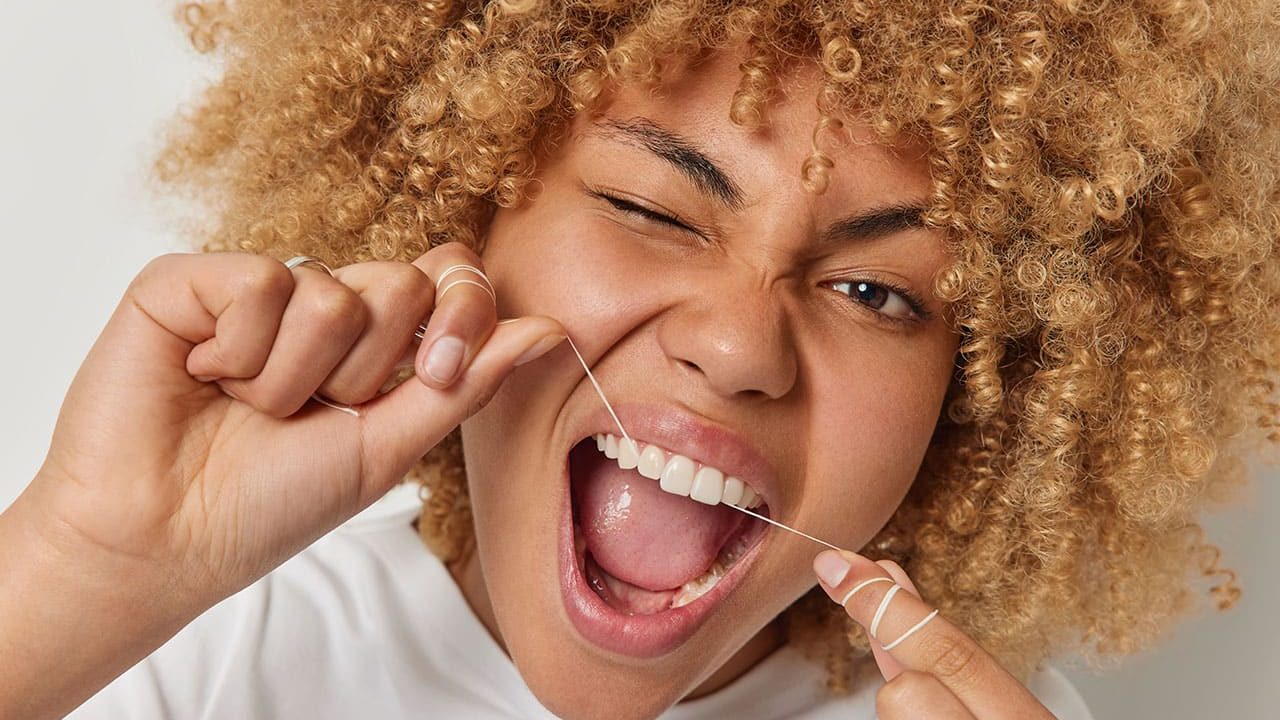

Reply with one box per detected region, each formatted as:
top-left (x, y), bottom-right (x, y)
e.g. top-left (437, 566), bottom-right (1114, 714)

top-left (570, 440), bottom-right (745, 592)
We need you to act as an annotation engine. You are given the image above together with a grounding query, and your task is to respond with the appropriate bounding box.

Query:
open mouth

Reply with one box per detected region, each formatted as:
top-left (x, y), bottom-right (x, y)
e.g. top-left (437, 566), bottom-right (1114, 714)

top-left (558, 410), bottom-right (774, 658)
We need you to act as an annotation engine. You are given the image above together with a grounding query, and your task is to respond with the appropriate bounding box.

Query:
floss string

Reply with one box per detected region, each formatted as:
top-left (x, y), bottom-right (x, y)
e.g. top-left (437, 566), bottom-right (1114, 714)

top-left (563, 333), bottom-right (844, 553)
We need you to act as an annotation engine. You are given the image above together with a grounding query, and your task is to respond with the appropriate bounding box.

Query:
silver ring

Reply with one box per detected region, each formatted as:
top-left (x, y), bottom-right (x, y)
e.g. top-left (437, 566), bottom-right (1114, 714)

top-left (283, 255), bottom-right (334, 275)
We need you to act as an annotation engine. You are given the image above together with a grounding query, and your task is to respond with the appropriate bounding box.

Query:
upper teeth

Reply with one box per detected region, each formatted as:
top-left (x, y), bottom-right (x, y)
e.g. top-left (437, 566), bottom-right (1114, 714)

top-left (593, 433), bottom-right (763, 509)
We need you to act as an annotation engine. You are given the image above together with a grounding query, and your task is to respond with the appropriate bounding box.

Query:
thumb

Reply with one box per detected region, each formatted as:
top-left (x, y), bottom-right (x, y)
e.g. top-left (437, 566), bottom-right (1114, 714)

top-left (344, 315), bottom-right (565, 504)
top-left (868, 559), bottom-right (919, 682)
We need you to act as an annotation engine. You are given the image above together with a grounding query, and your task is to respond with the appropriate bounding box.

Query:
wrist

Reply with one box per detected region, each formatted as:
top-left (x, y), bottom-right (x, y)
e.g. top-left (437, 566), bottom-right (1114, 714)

top-left (0, 481), bottom-right (205, 718)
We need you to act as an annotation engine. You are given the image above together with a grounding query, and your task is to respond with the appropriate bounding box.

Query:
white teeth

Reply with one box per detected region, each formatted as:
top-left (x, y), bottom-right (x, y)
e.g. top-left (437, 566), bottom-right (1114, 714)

top-left (689, 466), bottom-right (724, 505)
top-left (617, 438), bottom-right (640, 470)
top-left (721, 477), bottom-right (744, 506)
top-left (658, 455), bottom-right (696, 496)
top-left (637, 445), bottom-right (666, 479)
top-left (593, 433), bottom-right (765, 511)
top-left (671, 562), bottom-right (726, 608)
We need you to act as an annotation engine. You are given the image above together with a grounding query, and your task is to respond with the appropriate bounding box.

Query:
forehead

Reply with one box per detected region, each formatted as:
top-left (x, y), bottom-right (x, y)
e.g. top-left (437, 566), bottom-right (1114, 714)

top-left (571, 48), bottom-right (934, 207)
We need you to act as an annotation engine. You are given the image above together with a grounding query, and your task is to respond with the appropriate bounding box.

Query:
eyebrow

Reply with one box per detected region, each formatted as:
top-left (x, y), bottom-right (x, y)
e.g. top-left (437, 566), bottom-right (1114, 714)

top-left (594, 118), bottom-right (745, 210)
top-left (593, 116), bottom-right (930, 244)
top-left (819, 202), bottom-right (929, 246)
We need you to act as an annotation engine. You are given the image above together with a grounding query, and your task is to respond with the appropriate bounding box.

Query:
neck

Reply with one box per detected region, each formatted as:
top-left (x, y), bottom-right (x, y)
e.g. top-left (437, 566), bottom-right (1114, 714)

top-left (445, 538), bottom-right (783, 701)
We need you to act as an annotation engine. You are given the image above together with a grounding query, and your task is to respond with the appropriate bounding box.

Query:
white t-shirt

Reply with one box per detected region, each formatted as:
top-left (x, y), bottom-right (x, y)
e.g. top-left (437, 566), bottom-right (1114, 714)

top-left (69, 483), bottom-right (1094, 719)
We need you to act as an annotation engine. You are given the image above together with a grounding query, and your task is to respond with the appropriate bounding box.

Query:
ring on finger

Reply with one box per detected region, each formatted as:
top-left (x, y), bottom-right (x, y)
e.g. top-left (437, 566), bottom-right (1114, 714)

top-left (413, 264), bottom-right (497, 341)
top-left (283, 255), bottom-right (334, 274)
top-left (436, 263), bottom-right (494, 294)
top-left (437, 277), bottom-right (496, 304)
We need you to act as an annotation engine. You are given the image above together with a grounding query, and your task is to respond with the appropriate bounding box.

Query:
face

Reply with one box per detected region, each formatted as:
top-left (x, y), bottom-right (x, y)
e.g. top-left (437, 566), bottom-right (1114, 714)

top-left (457, 49), bottom-right (960, 719)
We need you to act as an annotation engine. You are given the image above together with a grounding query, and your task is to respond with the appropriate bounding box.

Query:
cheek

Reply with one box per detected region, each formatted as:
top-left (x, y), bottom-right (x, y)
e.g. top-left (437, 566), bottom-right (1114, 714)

top-left (480, 202), bottom-right (660, 330)
top-left (801, 343), bottom-right (956, 548)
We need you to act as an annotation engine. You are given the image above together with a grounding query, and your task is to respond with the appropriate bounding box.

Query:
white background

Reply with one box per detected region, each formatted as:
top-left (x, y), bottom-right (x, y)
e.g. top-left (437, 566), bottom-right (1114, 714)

top-left (1, 3), bottom-right (1275, 718)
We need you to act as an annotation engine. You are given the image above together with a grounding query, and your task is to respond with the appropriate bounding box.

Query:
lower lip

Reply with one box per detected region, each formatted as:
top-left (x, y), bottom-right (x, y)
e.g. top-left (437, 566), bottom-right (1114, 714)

top-left (557, 465), bottom-right (768, 658)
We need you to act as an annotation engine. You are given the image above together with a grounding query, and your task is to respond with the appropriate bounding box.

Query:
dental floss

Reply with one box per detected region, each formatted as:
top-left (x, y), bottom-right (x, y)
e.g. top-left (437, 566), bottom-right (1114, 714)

top-left (313, 393), bottom-right (361, 417)
top-left (564, 335), bottom-right (639, 459)
top-left (728, 505), bottom-right (842, 552)
top-left (869, 583), bottom-right (901, 640)
top-left (315, 319), bottom-right (845, 554)
top-left (564, 333), bottom-right (846, 554)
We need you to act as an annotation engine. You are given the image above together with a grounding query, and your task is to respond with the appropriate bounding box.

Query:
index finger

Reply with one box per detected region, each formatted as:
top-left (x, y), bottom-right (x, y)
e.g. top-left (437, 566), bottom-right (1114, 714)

top-left (814, 550), bottom-right (1054, 720)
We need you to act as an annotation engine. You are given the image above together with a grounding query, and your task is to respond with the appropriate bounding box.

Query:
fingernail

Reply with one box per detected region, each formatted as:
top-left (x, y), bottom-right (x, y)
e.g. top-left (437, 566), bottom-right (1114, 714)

top-left (193, 375), bottom-right (216, 383)
top-left (514, 334), bottom-right (566, 366)
top-left (815, 550), bottom-right (852, 588)
top-left (424, 335), bottom-right (466, 383)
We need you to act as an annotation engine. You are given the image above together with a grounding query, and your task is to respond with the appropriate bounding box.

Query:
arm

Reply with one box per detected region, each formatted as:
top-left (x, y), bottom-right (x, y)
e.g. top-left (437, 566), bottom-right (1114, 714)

top-left (0, 247), bottom-right (564, 719)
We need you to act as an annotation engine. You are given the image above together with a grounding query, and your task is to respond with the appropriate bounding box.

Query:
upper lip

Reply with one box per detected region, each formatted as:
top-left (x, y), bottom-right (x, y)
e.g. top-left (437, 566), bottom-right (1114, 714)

top-left (568, 402), bottom-right (780, 509)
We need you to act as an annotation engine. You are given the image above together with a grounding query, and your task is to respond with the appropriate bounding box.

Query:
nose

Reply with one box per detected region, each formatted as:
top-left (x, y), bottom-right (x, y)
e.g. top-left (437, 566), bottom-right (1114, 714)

top-left (656, 277), bottom-right (799, 401)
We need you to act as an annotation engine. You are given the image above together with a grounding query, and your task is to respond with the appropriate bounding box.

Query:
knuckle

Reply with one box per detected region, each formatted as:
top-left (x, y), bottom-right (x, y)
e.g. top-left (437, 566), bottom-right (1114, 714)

top-left (382, 263), bottom-right (433, 306)
top-left (875, 671), bottom-right (931, 715)
top-left (240, 256), bottom-right (294, 299)
top-left (921, 631), bottom-right (982, 684)
top-left (308, 285), bottom-right (366, 328)
top-left (132, 252), bottom-right (181, 289)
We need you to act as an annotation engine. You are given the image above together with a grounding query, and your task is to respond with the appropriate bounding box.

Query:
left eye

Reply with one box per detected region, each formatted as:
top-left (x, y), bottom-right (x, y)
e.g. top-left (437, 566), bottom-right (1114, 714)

top-left (829, 280), bottom-right (918, 321)
top-left (599, 194), bottom-right (693, 233)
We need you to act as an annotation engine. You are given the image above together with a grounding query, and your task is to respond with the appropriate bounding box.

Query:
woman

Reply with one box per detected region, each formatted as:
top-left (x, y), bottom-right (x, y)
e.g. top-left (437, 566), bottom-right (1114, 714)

top-left (2, 1), bottom-right (1276, 718)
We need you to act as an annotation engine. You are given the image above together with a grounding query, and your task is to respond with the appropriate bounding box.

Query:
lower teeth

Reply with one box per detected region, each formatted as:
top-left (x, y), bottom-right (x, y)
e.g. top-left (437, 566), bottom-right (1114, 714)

top-left (671, 563), bottom-right (725, 608)
top-left (669, 525), bottom-right (756, 609)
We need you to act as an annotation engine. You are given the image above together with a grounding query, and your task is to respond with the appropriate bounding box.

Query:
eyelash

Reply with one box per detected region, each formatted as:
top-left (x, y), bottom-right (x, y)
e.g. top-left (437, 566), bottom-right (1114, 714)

top-left (826, 278), bottom-right (932, 326)
top-left (593, 191), bottom-right (700, 235)
top-left (591, 189), bottom-right (931, 325)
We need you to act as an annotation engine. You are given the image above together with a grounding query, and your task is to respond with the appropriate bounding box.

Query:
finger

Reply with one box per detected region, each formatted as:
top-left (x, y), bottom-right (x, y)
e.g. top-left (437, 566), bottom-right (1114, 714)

top-left (98, 252), bottom-right (292, 445)
top-left (317, 261), bottom-right (435, 404)
top-left (877, 670), bottom-right (976, 720)
top-left (867, 559), bottom-right (912, 681)
top-left (173, 253), bottom-right (294, 381)
top-left (412, 242), bottom-right (497, 388)
top-left (218, 265), bottom-right (368, 417)
top-left (814, 550), bottom-right (1051, 720)
top-left (338, 315), bottom-right (566, 505)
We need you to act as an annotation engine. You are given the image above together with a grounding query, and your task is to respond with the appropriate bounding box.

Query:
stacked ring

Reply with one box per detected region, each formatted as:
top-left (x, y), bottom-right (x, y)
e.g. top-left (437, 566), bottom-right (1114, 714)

top-left (414, 263), bottom-right (496, 341)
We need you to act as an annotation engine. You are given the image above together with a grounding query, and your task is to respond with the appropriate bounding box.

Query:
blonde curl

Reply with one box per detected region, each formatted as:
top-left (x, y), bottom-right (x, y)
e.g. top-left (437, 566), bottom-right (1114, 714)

top-left (157, 0), bottom-right (1279, 690)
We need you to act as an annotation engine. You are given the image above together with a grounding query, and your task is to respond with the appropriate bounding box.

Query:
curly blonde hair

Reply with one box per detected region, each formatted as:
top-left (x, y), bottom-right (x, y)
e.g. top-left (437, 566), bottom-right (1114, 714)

top-left (157, 0), bottom-right (1280, 691)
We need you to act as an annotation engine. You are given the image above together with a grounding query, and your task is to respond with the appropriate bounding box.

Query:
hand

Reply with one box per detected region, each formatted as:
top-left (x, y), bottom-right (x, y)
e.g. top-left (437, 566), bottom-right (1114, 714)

top-left (20, 243), bottom-right (564, 611)
top-left (813, 550), bottom-right (1057, 719)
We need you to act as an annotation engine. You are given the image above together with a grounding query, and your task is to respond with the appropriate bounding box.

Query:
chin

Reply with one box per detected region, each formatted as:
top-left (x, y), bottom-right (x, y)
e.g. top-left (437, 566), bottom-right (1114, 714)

top-left (464, 400), bottom-right (790, 719)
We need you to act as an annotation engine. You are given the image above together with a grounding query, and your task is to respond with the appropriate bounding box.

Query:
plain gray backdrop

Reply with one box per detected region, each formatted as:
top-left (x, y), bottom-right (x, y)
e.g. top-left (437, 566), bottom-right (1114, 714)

top-left (1, 3), bottom-right (1274, 718)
